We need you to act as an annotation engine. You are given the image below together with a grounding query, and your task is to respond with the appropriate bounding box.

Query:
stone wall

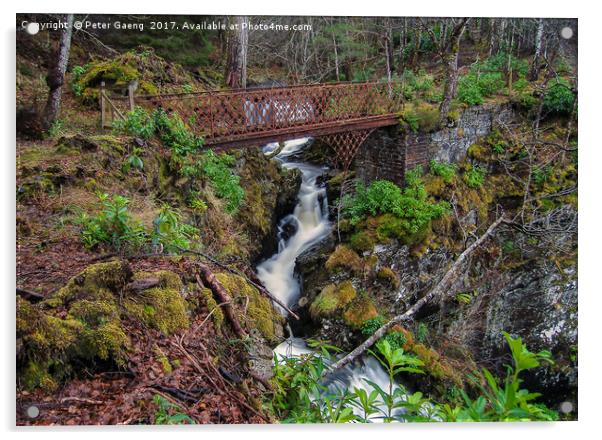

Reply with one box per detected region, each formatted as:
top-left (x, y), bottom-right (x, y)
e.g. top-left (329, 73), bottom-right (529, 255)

top-left (355, 103), bottom-right (515, 185)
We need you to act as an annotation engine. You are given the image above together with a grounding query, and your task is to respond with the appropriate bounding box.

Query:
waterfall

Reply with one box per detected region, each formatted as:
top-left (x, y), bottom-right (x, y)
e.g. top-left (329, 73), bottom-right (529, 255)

top-left (257, 138), bottom-right (406, 422)
top-left (257, 138), bottom-right (331, 311)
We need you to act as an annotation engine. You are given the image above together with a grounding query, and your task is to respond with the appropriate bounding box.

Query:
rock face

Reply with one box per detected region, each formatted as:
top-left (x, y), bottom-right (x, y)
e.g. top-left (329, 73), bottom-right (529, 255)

top-left (481, 263), bottom-right (578, 407)
top-left (355, 103), bottom-right (515, 186)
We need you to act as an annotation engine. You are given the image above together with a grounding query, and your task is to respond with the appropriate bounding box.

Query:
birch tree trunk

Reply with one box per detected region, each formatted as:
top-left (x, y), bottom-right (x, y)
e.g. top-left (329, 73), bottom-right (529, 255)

top-left (529, 19), bottom-right (545, 81)
top-left (225, 16), bottom-right (249, 89)
top-left (42, 14), bottom-right (74, 131)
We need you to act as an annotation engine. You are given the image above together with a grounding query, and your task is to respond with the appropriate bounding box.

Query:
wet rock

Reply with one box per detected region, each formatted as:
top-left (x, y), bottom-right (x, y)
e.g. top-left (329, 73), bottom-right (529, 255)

top-left (481, 263), bottom-right (577, 406)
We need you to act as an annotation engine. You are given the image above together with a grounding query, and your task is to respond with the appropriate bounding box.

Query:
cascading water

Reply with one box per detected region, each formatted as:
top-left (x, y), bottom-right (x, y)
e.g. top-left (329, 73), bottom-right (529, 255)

top-left (257, 138), bottom-right (404, 422)
top-left (257, 138), bottom-right (331, 311)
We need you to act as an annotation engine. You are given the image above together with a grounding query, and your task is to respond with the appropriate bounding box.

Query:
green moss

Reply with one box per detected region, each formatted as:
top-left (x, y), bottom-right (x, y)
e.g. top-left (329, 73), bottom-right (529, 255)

top-left (17, 293), bottom-right (130, 390)
top-left (198, 286), bottom-right (224, 329)
top-left (133, 270), bottom-right (183, 291)
top-left (21, 361), bottom-right (58, 392)
top-left (325, 245), bottom-right (364, 273)
top-left (343, 293), bottom-right (378, 329)
top-left (377, 267), bottom-right (401, 289)
top-left (309, 281), bottom-right (357, 319)
top-left (214, 273), bottom-right (283, 343)
top-left (124, 286), bottom-right (189, 335)
top-left (154, 346), bottom-right (173, 374)
top-left (78, 322), bottom-right (130, 363)
top-left (47, 260), bottom-right (132, 307)
top-left (349, 230), bottom-right (376, 253)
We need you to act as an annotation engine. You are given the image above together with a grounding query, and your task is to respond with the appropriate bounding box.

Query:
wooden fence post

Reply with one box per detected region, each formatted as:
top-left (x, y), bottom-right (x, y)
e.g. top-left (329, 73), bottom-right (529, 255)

top-left (100, 81), bottom-right (106, 128)
top-left (127, 80), bottom-right (137, 112)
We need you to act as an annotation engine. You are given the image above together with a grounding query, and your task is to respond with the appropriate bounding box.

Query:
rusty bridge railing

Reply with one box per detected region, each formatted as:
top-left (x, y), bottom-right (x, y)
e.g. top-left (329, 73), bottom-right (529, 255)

top-left (107, 81), bottom-right (405, 149)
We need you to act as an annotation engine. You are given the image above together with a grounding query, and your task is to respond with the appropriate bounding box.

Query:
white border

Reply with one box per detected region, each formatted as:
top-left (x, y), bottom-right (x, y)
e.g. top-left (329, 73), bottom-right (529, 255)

top-left (2, 1), bottom-right (598, 439)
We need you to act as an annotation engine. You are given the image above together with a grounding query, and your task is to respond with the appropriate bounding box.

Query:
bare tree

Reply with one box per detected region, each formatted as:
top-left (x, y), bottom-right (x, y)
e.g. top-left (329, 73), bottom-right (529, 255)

top-left (42, 14), bottom-right (74, 131)
top-left (529, 19), bottom-right (545, 81)
top-left (420, 18), bottom-right (471, 125)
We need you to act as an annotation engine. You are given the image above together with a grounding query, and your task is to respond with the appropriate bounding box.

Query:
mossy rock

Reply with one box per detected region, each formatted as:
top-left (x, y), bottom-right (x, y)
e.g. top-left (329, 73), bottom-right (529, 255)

top-left (124, 270), bottom-right (189, 335)
top-left (349, 230), bottom-right (376, 253)
top-left (17, 294), bottom-right (130, 391)
top-left (214, 272), bottom-right (283, 344)
top-left (47, 260), bottom-right (132, 307)
top-left (377, 267), bottom-right (401, 289)
top-left (343, 293), bottom-right (378, 329)
top-left (195, 285), bottom-right (224, 329)
top-left (325, 245), bottom-right (364, 273)
top-left (309, 281), bottom-right (357, 319)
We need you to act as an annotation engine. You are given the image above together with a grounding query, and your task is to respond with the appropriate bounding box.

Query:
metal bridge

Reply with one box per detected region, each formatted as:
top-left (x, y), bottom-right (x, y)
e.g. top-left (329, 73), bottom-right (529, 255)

top-left (101, 81), bottom-right (404, 168)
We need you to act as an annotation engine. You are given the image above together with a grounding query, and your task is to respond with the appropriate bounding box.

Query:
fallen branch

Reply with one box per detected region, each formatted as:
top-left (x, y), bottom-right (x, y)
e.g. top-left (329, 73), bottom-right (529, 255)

top-left (195, 263), bottom-right (247, 339)
top-left (180, 247), bottom-right (300, 320)
top-left (16, 287), bottom-right (44, 303)
top-left (325, 215), bottom-right (505, 375)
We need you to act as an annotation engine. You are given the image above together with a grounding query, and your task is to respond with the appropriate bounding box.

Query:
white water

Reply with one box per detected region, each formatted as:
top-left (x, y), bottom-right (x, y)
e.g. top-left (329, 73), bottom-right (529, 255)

top-left (257, 138), bottom-right (331, 310)
top-left (257, 138), bottom-right (405, 422)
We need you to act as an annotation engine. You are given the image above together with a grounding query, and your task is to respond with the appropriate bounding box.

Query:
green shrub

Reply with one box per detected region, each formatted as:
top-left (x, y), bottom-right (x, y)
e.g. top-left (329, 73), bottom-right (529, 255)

top-left (429, 160), bottom-right (456, 183)
top-left (197, 150), bottom-right (245, 214)
top-left (113, 106), bottom-right (156, 139)
top-left (544, 78), bottom-right (576, 115)
top-left (463, 165), bottom-right (486, 188)
top-left (343, 168), bottom-right (448, 239)
top-left (153, 108), bottom-right (204, 155)
top-left (457, 75), bottom-right (484, 105)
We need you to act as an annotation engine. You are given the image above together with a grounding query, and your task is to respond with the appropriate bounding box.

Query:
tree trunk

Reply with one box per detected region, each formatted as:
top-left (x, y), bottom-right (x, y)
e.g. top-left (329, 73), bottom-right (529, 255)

top-left (331, 27), bottom-right (340, 81)
top-left (225, 16), bottom-right (249, 89)
top-left (42, 14), bottom-right (74, 131)
top-left (529, 19), bottom-right (545, 81)
top-left (439, 18), bottom-right (470, 125)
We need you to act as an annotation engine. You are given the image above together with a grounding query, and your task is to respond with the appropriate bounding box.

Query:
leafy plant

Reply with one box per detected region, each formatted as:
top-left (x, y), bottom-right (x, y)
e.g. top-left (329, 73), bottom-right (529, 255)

top-left (153, 394), bottom-right (195, 425)
top-left (544, 78), bottom-right (576, 115)
top-left (47, 119), bottom-right (65, 138)
top-left (268, 332), bottom-right (558, 423)
top-left (429, 160), bottom-right (457, 183)
top-left (343, 169), bottom-right (448, 240)
top-left (123, 146), bottom-right (144, 172)
top-left (70, 64), bottom-right (89, 96)
top-left (77, 193), bottom-right (147, 251)
top-left (463, 165), bottom-right (486, 188)
top-left (151, 204), bottom-right (199, 252)
top-left (113, 106), bottom-right (156, 139)
top-left (196, 150), bottom-right (245, 214)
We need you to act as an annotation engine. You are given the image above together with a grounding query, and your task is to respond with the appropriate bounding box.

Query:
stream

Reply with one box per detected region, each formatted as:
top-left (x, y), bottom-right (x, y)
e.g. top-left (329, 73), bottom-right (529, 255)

top-left (256, 138), bottom-right (401, 422)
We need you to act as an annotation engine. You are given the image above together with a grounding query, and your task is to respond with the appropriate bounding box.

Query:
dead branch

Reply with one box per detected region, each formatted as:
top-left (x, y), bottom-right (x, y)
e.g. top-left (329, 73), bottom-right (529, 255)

top-left (325, 215), bottom-right (505, 375)
top-left (16, 287), bottom-right (44, 303)
top-left (195, 264), bottom-right (247, 339)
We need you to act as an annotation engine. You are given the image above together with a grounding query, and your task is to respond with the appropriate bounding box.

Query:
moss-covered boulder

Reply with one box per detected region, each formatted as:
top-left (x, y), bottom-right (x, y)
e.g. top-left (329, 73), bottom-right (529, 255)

top-left (122, 270), bottom-right (189, 335)
top-left (309, 281), bottom-right (357, 319)
top-left (16, 261), bottom-right (194, 391)
top-left (214, 272), bottom-right (284, 344)
top-left (325, 245), bottom-right (364, 274)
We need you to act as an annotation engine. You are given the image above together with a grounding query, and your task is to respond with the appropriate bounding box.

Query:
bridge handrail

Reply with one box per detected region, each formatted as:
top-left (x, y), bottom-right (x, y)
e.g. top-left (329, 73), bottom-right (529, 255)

top-left (113, 80), bottom-right (407, 101)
